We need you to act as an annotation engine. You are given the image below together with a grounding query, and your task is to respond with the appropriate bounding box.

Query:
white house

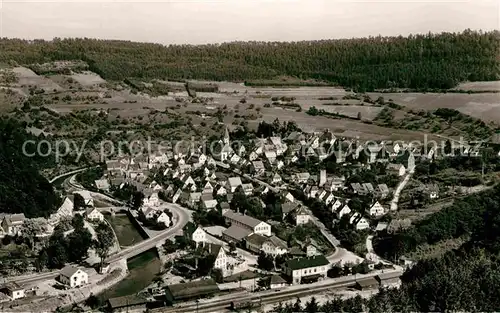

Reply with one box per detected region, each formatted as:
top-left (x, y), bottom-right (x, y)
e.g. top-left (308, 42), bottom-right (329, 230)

top-left (182, 176), bottom-right (196, 189)
top-left (262, 236), bottom-right (288, 256)
top-left (270, 275), bottom-right (288, 290)
top-left (295, 207), bottom-right (311, 226)
top-left (387, 163), bottom-right (406, 177)
top-left (246, 233), bottom-right (288, 256)
top-left (216, 185), bottom-right (227, 196)
top-left (223, 211), bottom-right (271, 237)
top-left (207, 244), bottom-right (228, 276)
top-left (191, 226), bottom-right (208, 246)
top-left (272, 173), bottom-right (282, 185)
top-left (143, 190), bottom-right (160, 207)
top-left (1, 214), bottom-right (26, 236)
top-left (73, 191), bottom-right (94, 207)
top-left (350, 213), bottom-right (370, 230)
top-left (3, 282), bottom-right (25, 300)
top-left (155, 211), bottom-right (171, 226)
top-left (85, 207), bottom-right (104, 222)
top-left (202, 182), bottom-right (214, 194)
top-left (369, 201), bottom-right (386, 217)
top-left (284, 255), bottom-right (330, 285)
top-left (336, 204), bottom-right (352, 219)
top-left (59, 266), bottom-right (89, 288)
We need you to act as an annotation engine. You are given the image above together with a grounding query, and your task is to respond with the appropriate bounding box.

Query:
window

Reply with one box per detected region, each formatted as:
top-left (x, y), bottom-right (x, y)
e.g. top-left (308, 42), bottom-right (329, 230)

top-left (314, 268), bottom-right (317, 273)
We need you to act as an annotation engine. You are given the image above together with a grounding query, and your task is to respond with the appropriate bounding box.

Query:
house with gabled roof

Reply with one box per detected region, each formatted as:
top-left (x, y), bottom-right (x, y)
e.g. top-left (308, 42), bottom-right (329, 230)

top-left (251, 160), bottom-right (266, 176)
top-left (295, 207), bottom-right (311, 226)
top-left (59, 266), bottom-right (88, 288)
top-left (305, 185), bottom-right (319, 198)
top-left (377, 184), bottom-right (390, 199)
top-left (368, 201), bottom-right (386, 217)
top-left (1, 214), bottom-right (26, 236)
top-left (229, 153), bottom-right (241, 164)
top-left (387, 163), bottom-right (406, 177)
top-left (281, 201), bottom-right (298, 220)
top-left (294, 172), bottom-right (310, 184)
top-left (223, 211), bottom-right (271, 236)
top-left (336, 204), bottom-right (352, 219)
top-left (246, 233), bottom-right (288, 256)
top-left (271, 173), bottom-right (282, 185)
top-left (201, 194), bottom-right (218, 210)
top-left (202, 181), bottom-right (214, 194)
top-left (350, 213), bottom-right (370, 230)
top-left (264, 150), bottom-right (277, 164)
top-left (85, 207), bottom-right (104, 222)
top-left (191, 226), bottom-right (208, 247)
top-left (215, 185), bottom-right (227, 196)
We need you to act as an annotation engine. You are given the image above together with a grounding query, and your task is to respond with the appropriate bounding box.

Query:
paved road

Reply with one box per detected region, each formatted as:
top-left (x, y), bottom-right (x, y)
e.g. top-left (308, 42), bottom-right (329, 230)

top-left (106, 203), bottom-right (192, 263)
top-left (390, 172), bottom-right (412, 211)
top-left (48, 167), bottom-right (90, 184)
top-left (215, 161), bottom-right (280, 193)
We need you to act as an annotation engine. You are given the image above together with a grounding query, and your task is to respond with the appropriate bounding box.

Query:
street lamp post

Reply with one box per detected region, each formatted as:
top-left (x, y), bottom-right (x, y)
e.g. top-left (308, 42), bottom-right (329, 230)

top-left (196, 299), bottom-right (199, 313)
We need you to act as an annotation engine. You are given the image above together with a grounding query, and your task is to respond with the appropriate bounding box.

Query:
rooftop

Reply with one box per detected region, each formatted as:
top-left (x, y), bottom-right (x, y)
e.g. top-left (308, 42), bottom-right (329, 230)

top-left (223, 225), bottom-right (252, 241)
top-left (60, 265), bottom-right (81, 278)
top-left (285, 255), bottom-right (329, 271)
top-left (223, 211), bottom-right (263, 228)
top-left (165, 279), bottom-right (220, 301)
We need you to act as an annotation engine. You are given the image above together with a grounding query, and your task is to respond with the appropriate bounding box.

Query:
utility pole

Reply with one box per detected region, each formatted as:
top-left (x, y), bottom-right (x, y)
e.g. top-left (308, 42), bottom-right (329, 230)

top-left (196, 299), bottom-right (199, 313)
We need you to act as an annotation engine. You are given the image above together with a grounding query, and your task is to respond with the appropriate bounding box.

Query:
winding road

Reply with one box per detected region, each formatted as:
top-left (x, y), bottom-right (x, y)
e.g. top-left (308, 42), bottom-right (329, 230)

top-left (7, 169), bottom-right (193, 285)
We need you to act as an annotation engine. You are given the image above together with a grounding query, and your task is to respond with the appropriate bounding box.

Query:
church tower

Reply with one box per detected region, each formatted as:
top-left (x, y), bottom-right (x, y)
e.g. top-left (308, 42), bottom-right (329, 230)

top-left (223, 126), bottom-right (230, 145)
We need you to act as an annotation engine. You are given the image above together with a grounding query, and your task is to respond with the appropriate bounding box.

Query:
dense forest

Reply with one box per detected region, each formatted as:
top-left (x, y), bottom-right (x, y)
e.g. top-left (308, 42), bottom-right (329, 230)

top-left (0, 118), bottom-right (59, 217)
top-left (1, 30), bottom-right (499, 90)
top-left (275, 184), bottom-right (500, 312)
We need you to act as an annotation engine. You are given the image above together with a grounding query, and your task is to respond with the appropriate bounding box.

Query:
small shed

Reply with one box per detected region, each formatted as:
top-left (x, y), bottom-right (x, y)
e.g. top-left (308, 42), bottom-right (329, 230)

top-left (270, 275), bottom-right (288, 290)
top-left (355, 277), bottom-right (379, 290)
top-left (376, 271), bottom-right (401, 286)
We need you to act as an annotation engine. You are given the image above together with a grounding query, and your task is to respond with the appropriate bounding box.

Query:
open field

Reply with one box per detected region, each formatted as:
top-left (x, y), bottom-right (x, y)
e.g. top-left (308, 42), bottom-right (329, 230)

top-left (12, 67), bottom-right (64, 93)
top-left (1, 63), bottom-right (498, 142)
top-left (454, 81), bottom-right (500, 91)
top-left (367, 91), bottom-right (500, 123)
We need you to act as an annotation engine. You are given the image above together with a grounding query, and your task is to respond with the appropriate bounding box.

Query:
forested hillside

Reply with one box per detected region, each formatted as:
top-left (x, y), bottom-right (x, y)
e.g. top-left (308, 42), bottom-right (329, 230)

top-left (0, 118), bottom-right (59, 217)
top-left (1, 30), bottom-right (499, 90)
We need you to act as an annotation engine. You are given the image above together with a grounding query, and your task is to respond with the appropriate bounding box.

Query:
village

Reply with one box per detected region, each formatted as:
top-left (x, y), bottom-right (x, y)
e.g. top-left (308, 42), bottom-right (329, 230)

top-left (0, 120), bottom-right (497, 312)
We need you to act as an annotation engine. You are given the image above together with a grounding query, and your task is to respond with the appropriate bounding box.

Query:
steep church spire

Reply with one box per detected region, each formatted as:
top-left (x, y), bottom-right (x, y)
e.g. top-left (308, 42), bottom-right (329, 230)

top-left (223, 126), bottom-right (230, 145)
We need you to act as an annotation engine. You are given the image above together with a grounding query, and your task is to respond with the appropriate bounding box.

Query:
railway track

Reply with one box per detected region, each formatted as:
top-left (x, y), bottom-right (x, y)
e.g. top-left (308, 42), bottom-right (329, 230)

top-left (155, 273), bottom-right (396, 313)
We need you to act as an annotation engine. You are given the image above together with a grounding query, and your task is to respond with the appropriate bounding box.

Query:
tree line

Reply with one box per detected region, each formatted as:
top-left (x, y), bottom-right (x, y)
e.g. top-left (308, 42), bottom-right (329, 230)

top-left (0, 118), bottom-right (60, 217)
top-left (1, 30), bottom-right (499, 90)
